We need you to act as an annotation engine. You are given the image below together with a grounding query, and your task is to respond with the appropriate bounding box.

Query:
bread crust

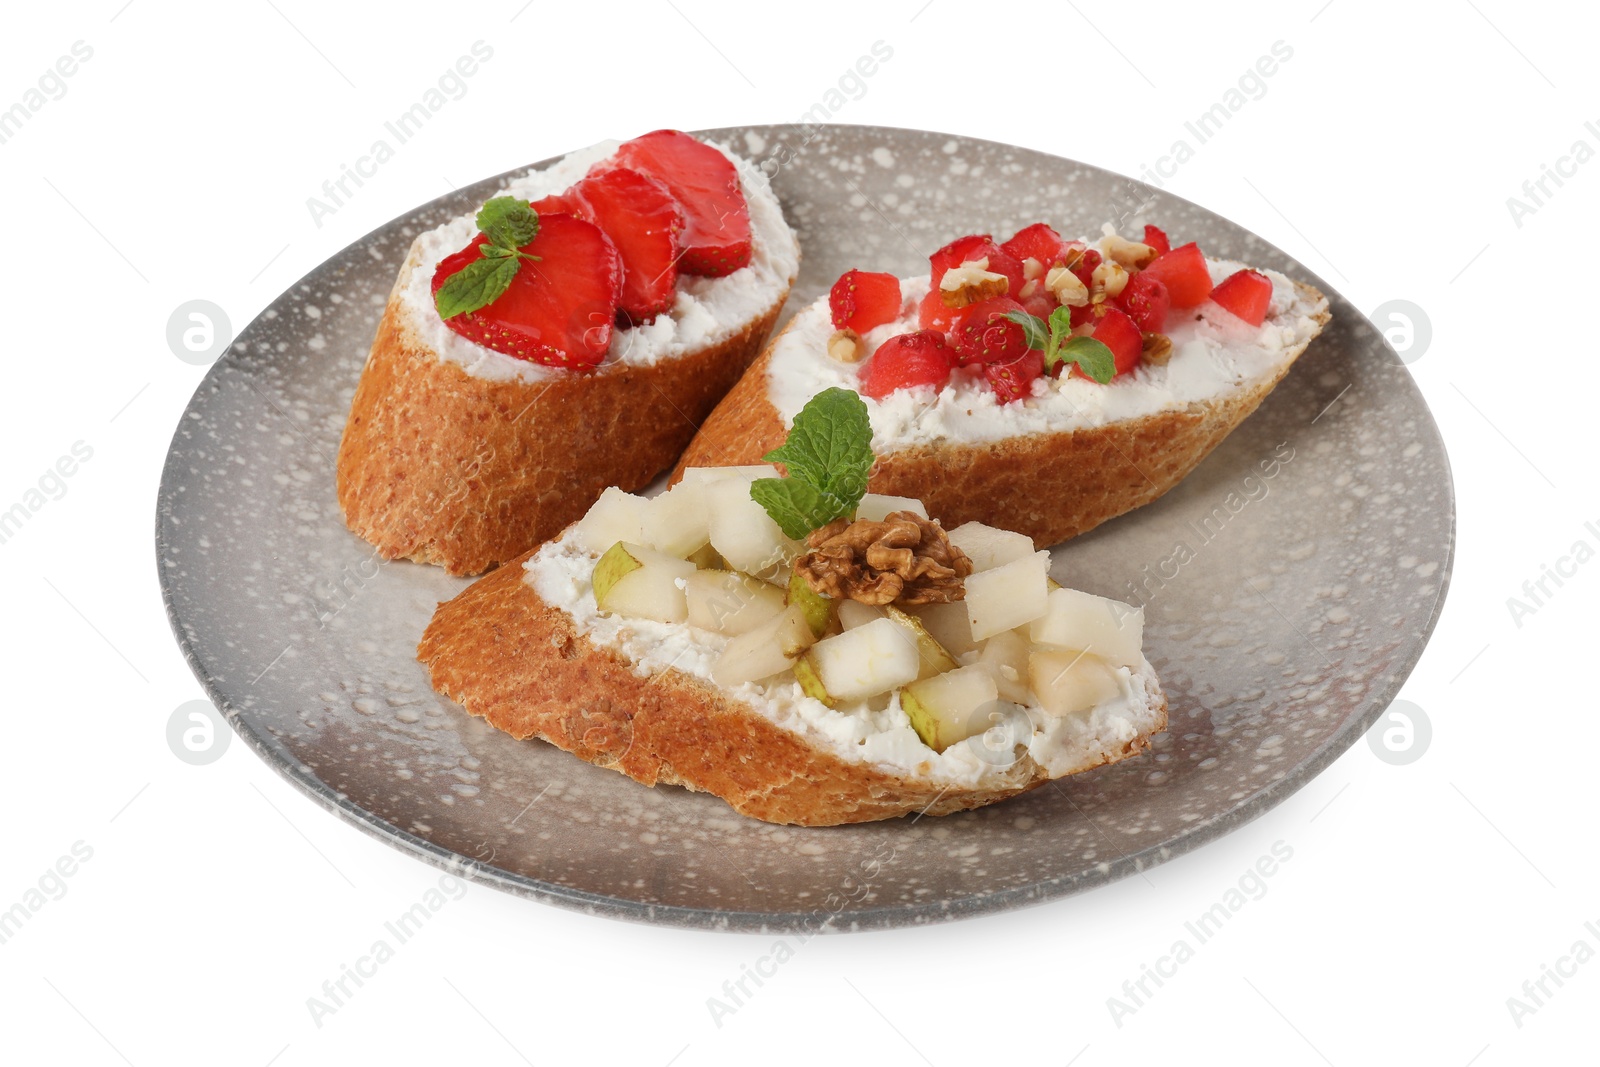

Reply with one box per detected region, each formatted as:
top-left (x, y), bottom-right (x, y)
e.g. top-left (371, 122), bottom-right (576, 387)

top-left (417, 552), bottom-right (1167, 827)
top-left (336, 277), bottom-right (788, 577)
top-left (672, 283), bottom-right (1330, 548)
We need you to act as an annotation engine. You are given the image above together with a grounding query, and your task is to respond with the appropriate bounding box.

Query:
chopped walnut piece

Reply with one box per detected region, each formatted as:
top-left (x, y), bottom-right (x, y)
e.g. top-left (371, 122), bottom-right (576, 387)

top-left (938, 258), bottom-right (1010, 308)
top-left (1142, 331), bottom-right (1173, 365)
top-left (1102, 234), bottom-right (1159, 269)
top-left (1091, 259), bottom-right (1129, 300)
top-left (1045, 265), bottom-right (1090, 307)
top-left (796, 512), bottom-right (973, 606)
top-left (827, 328), bottom-right (863, 363)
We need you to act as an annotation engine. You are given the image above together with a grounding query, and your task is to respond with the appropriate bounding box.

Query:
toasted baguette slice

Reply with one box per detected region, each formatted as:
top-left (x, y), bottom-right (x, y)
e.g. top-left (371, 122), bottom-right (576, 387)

top-left (337, 139), bottom-right (799, 576)
top-left (418, 537), bottom-right (1168, 827)
top-left (674, 267), bottom-right (1329, 549)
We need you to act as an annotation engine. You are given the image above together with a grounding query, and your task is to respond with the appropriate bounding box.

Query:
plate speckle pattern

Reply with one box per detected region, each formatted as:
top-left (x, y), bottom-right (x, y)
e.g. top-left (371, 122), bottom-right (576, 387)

top-left (157, 125), bottom-right (1453, 932)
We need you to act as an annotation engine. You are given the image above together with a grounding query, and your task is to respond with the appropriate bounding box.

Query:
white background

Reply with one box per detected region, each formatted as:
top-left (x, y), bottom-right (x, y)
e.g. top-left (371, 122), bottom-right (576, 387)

top-left (1, 1), bottom-right (1595, 1063)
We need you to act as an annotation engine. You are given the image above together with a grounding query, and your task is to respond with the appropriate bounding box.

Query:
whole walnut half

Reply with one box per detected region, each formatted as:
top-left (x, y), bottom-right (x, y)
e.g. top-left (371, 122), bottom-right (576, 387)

top-left (796, 512), bottom-right (972, 606)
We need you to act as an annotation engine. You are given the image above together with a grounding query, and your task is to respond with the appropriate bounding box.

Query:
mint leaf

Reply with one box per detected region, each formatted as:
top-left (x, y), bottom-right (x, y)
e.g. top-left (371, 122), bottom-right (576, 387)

top-left (479, 244), bottom-right (518, 259)
top-left (434, 256), bottom-right (518, 319)
top-left (750, 477), bottom-right (848, 541)
top-left (1047, 305), bottom-right (1074, 352)
top-left (1054, 336), bottom-right (1117, 383)
top-left (752, 387), bottom-right (874, 538)
top-left (761, 388), bottom-right (873, 503)
top-left (1004, 309), bottom-right (1049, 352)
top-left (476, 196), bottom-right (538, 250)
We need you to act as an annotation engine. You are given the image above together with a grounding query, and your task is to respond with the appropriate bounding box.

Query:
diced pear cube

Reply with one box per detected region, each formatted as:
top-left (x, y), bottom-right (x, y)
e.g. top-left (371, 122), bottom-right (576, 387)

top-left (644, 480), bottom-right (711, 559)
top-left (906, 600), bottom-right (979, 656)
top-left (679, 464), bottom-right (781, 486)
top-left (705, 479), bottom-right (800, 582)
top-left (1028, 587), bottom-right (1144, 668)
top-left (977, 629), bottom-right (1033, 705)
top-left (965, 550), bottom-right (1051, 640)
top-left (685, 570), bottom-right (787, 635)
top-left (711, 604), bottom-right (816, 688)
top-left (947, 521), bottom-right (1037, 572)
top-left (591, 542), bottom-right (695, 624)
top-left (1028, 649), bottom-right (1123, 717)
top-left (572, 488), bottom-right (650, 555)
top-left (806, 617), bottom-right (922, 701)
top-left (883, 605), bottom-right (957, 679)
top-left (901, 665), bottom-right (1000, 752)
top-left (836, 600), bottom-right (887, 630)
top-left (855, 494), bottom-right (928, 523)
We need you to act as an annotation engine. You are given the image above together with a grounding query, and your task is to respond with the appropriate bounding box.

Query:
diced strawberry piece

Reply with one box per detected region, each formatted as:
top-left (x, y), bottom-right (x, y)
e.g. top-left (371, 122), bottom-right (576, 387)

top-left (929, 234), bottom-right (1024, 298)
top-left (1020, 287), bottom-right (1057, 320)
top-left (983, 347), bottom-right (1044, 403)
top-left (950, 297), bottom-right (1029, 366)
top-left (609, 129), bottom-right (750, 277)
top-left (1083, 307), bottom-right (1143, 379)
top-left (917, 287), bottom-right (960, 333)
top-left (1209, 268), bottom-right (1274, 326)
top-left (569, 167), bottom-right (684, 324)
top-left (1141, 242), bottom-right (1212, 309)
top-left (1000, 223), bottom-right (1066, 272)
top-left (1117, 272), bottom-right (1171, 333)
top-left (1143, 224), bottom-right (1171, 256)
top-left (859, 330), bottom-right (955, 398)
top-left (431, 214), bottom-right (622, 369)
top-left (829, 270), bottom-right (902, 333)
top-left (1068, 302), bottom-right (1107, 330)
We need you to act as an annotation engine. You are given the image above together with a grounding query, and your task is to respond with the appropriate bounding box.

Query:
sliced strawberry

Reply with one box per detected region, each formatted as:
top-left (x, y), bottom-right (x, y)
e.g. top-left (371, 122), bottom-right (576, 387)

top-left (609, 129), bottom-right (750, 277)
top-left (859, 330), bottom-right (955, 398)
top-left (431, 214), bottom-right (622, 369)
top-left (570, 167), bottom-right (684, 324)
top-left (917, 287), bottom-right (961, 333)
top-left (1000, 223), bottom-right (1066, 271)
top-left (1141, 242), bottom-right (1212, 309)
top-left (929, 234), bottom-right (1024, 297)
top-left (1085, 307), bottom-right (1143, 379)
top-left (1209, 268), bottom-right (1273, 326)
top-left (1143, 224), bottom-right (1171, 256)
top-left (983, 347), bottom-right (1044, 403)
top-left (830, 270), bottom-right (902, 333)
top-left (950, 296), bottom-right (1029, 366)
top-left (1117, 272), bottom-right (1171, 333)
top-left (529, 192), bottom-right (588, 217)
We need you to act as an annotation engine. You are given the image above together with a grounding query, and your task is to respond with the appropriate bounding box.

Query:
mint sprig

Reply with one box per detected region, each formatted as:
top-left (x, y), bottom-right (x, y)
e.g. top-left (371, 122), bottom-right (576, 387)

top-left (750, 388), bottom-right (874, 540)
top-left (434, 196), bottom-right (541, 320)
top-left (1004, 307), bottom-right (1117, 384)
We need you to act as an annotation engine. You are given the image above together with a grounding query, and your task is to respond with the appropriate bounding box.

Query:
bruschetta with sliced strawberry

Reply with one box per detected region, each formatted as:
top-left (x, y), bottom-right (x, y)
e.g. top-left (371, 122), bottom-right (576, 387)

top-left (337, 130), bottom-right (801, 575)
top-left (419, 389), bottom-right (1166, 826)
top-left (674, 222), bottom-right (1327, 548)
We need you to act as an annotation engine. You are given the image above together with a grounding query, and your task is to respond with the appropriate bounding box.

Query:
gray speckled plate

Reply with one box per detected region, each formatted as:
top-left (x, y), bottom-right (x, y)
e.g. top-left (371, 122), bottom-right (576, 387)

top-left (157, 125), bottom-right (1453, 932)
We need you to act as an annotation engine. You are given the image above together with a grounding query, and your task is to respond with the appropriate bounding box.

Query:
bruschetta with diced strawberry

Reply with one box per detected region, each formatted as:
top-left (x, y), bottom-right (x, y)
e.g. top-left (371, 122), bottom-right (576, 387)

top-left (674, 221), bottom-right (1327, 548)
